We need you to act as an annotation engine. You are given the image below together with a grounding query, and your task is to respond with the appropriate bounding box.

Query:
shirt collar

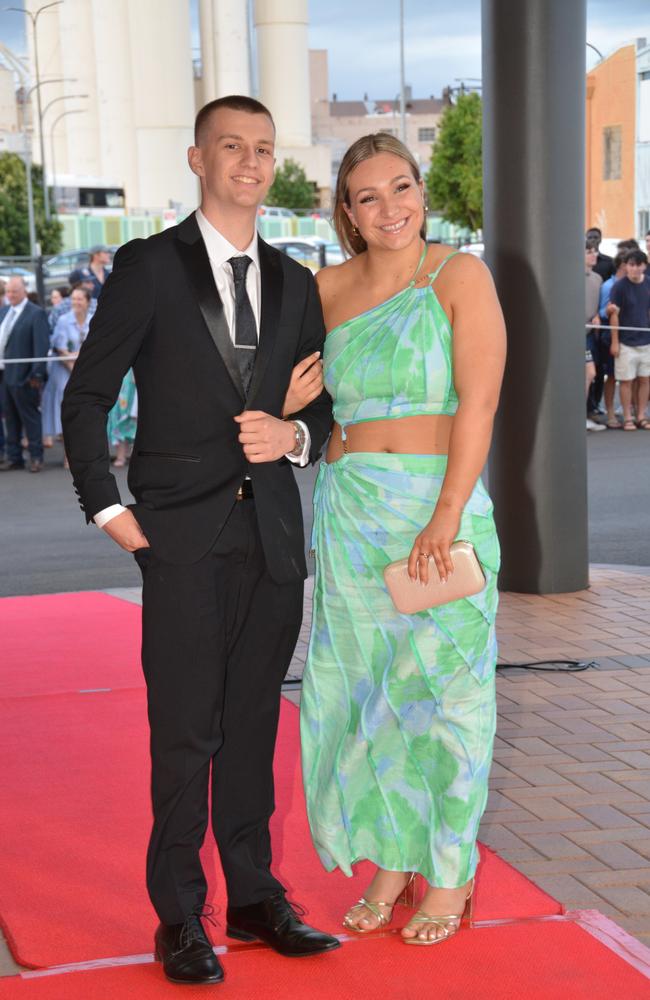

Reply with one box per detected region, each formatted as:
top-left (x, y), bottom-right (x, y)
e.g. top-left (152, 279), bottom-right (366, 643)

top-left (8, 298), bottom-right (28, 318)
top-left (196, 209), bottom-right (259, 273)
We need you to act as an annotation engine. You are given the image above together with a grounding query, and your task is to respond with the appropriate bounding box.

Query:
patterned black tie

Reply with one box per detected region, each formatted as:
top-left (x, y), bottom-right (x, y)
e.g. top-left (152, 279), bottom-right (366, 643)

top-left (228, 255), bottom-right (257, 396)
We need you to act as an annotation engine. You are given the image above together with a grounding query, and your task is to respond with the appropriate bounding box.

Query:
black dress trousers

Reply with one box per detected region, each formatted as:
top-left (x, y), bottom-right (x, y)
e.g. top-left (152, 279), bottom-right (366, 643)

top-left (134, 497), bottom-right (303, 924)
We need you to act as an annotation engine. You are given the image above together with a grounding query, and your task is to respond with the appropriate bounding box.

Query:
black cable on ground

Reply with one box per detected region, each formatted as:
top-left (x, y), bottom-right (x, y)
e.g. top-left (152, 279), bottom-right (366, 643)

top-left (282, 659), bottom-right (598, 690)
top-left (496, 659), bottom-right (596, 672)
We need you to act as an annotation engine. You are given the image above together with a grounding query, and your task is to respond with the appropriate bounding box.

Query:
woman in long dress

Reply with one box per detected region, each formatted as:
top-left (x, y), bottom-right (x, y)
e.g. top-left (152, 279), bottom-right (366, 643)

top-left (107, 369), bottom-right (138, 467)
top-left (301, 133), bottom-right (506, 944)
top-left (41, 287), bottom-right (91, 462)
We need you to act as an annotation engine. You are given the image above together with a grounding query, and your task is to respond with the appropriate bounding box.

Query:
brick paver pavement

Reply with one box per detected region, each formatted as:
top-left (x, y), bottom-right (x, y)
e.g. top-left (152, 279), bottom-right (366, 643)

top-left (288, 566), bottom-right (650, 945)
top-left (1, 565), bottom-right (649, 976)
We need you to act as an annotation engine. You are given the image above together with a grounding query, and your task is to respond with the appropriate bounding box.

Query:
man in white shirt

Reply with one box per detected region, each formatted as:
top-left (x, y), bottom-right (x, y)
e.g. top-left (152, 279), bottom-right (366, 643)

top-left (62, 96), bottom-right (335, 986)
top-left (0, 276), bottom-right (50, 472)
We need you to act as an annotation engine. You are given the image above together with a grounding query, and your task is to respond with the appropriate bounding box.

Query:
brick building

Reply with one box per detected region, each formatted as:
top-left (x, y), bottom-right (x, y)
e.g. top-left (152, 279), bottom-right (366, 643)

top-left (586, 38), bottom-right (650, 239)
top-left (310, 50), bottom-right (451, 196)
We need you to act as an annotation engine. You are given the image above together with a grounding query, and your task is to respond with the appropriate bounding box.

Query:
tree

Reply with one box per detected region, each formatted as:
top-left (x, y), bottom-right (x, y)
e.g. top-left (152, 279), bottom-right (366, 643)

top-left (426, 92), bottom-right (483, 232)
top-left (266, 158), bottom-right (315, 210)
top-left (0, 152), bottom-right (63, 256)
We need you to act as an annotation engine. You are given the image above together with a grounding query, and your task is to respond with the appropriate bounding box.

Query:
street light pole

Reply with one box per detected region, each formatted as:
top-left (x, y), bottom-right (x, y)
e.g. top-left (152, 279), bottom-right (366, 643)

top-left (586, 42), bottom-right (604, 61)
top-left (399, 0), bottom-right (406, 143)
top-left (23, 144), bottom-right (37, 258)
top-left (4, 2), bottom-right (65, 222)
top-left (50, 108), bottom-right (86, 209)
top-left (42, 93), bottom-right (89, 120)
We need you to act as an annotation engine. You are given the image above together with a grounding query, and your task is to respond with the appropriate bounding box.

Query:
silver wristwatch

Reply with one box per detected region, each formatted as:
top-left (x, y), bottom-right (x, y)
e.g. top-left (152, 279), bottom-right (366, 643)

top-left (289, 420), bottom-right (307, 457)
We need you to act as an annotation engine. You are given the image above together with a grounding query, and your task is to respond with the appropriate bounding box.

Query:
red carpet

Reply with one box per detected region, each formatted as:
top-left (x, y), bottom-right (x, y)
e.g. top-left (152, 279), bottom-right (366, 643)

top-left (0, 687), bottom-right (558, 969)
top-left (1, 590), bottom-right (647, 996)
top-left (2, 921), bottom-right (650, 999)
top-left (0, 592), bottom-right (143, 698)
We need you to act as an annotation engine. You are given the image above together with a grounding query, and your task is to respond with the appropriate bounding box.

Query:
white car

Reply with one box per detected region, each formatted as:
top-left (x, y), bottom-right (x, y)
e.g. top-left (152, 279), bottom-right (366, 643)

top-left (0, 264), bottom-right (37, 293)
top-left (258, 205), bottom-right (297, 219)
top-left (267, 237), bottom-right (345, 269)
top-left (459, 242), bottom-right (484, 259)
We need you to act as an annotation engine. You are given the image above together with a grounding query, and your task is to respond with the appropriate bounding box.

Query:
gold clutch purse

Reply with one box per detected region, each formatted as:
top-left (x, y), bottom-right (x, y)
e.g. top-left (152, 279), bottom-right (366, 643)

top-left (383, 540), bottom-right (486, 614)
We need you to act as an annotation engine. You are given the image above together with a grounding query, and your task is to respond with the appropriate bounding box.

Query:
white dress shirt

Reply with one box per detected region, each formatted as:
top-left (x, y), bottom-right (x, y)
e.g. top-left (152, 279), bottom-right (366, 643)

top-left (0, 297), bottom-right (28, 370)
top-left (94, 210), bottom-right (311, 529)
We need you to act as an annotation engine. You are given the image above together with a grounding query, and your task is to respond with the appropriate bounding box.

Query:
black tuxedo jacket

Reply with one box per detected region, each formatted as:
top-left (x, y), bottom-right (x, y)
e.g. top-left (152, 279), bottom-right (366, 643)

top-left (0, 301), bottom-right (50, 387)
top-left (61, 213), bottom-right (333, 582)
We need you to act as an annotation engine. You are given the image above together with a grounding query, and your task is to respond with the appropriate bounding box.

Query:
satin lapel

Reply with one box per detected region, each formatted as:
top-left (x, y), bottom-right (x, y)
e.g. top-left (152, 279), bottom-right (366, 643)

top-left (173, 219), bottom-right (245, 403)
top-left (247, 238), bottom-right (284, 405)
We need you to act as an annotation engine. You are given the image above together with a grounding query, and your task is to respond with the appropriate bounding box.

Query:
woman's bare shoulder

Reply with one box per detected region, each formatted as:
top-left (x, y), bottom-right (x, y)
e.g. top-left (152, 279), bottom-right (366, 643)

top-left (433, 247), bottom-right (494, 291)
top-left (315, 256), bottom-right (360, 304)
top-left (315, 256), bottom-right (366, 332)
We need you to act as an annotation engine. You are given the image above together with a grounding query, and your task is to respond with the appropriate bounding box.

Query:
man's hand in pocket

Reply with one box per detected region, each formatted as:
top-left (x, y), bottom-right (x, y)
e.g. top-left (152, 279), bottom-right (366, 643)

top-left (102, 510), bottom-right (150, 552)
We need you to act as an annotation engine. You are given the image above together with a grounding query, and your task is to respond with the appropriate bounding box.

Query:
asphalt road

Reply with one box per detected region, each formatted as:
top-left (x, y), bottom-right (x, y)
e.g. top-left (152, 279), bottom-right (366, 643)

top-left (1, 430), bottom-right (648, 597)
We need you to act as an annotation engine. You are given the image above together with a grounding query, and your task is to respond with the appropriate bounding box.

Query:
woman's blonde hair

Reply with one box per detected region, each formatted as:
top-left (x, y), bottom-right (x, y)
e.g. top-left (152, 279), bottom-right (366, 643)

top-left (333, 133), bottom-right (426, 258)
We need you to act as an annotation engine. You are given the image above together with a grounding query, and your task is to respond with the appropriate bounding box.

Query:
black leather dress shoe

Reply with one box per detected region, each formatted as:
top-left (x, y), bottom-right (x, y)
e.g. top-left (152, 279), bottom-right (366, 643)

top-left (154, 914), bottom-right (224, 985)
top-left (226, 892), bottom-right (340, 957)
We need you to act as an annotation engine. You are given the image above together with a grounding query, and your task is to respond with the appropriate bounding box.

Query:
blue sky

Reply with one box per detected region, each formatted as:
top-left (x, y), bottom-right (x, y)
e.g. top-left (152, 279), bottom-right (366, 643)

top-left (308, 0), bottom-right (650, 99)
top-left (1, 0), bottom-right (648, 101)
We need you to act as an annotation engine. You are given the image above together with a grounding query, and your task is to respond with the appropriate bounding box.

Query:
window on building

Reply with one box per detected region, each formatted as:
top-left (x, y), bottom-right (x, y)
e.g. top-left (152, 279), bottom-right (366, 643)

top-left (603, 125), bottom-right (622, 181)
top-left (640, 74), bottom-right (650, 143)
top-left (418, 127), bottom-right (436, 142)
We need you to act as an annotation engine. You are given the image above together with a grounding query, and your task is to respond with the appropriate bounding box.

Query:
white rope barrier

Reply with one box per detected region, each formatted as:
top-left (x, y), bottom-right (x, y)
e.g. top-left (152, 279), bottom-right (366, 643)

top-left (1, 355), bottom-right (80, 364)
top-left (585, 324), bottom-right (650, 332)
top-left (1, 323), bottom-right (649, 366)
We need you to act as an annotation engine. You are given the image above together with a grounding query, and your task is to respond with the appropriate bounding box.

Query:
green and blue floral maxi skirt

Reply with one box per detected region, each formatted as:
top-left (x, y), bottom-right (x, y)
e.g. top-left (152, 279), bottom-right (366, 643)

top-left (301, 453), bottom-right (500, 888)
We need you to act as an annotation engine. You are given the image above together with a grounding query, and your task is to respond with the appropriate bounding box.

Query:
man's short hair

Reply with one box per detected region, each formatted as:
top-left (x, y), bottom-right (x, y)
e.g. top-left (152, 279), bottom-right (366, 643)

top-left (618, 238), bottom-right (640, 252)
top-left (613, 252), bottom-right (627, 271)
top-left (586, 227), bottom-right (602, 238)
top-left (625, 249), bottom-right (648, 266)
top-left (194, 95), bottom-right (275, 146)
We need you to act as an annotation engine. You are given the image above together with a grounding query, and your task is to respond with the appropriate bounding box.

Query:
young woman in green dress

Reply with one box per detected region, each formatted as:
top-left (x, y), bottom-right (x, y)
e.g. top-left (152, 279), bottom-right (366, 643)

top-left (300, 134), bottom-right (506, 944)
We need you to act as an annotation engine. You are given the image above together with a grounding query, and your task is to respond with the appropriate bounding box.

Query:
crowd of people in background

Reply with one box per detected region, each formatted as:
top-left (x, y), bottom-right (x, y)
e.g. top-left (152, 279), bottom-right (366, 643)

top-left (0, 246), bottom-right (138, 473)
top-left (585, 227), bottom-right (650, 432)
top-left (0, 228), bottom-right (649, 472)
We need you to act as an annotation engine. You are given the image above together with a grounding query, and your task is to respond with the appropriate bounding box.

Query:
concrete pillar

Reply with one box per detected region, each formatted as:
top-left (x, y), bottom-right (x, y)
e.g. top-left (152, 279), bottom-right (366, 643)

top-left (0, 67), bottom-right (18, 132)
top-left (126, 0), bottom-right (198, 210)
top-left (57, 0), bottom-right (101, 179)
top-left (200, 0), bottom-right (251, 104)
top-left (91, 0), bottom-right (138, 205)
top-left (255, 0), bottom-right (311, 146)
top-left (482, 0), bottom-right (589, 592)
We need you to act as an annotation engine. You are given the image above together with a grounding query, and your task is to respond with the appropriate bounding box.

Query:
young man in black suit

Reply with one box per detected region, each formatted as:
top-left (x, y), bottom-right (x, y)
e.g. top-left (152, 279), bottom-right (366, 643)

top-left (62, 96), bottom-right (336, 986)
top-left (0, 276), bottom-right (50, 473)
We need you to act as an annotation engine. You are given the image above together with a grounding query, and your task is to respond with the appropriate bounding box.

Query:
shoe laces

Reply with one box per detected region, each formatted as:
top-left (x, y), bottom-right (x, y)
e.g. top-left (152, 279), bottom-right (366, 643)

top-left (179, 904), bottom-right (219, 949)
top-left (285, 897), bottom-right (307, 920)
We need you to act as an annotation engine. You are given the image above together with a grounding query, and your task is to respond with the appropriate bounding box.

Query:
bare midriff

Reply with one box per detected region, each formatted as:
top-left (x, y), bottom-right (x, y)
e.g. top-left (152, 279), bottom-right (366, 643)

top-left (326, 414), bottom-right (454, 463)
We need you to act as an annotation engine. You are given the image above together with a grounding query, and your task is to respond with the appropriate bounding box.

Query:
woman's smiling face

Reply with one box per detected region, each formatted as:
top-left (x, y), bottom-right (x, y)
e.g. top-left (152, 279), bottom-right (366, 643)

top-left (345, 152), bottom-right (425, 252)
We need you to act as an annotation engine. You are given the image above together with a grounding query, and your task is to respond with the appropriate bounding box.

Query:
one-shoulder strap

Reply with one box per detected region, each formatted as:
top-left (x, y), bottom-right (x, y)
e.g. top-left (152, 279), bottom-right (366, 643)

top-left (428, 251), bottom-right (461, 284)
top-left (408, 242), bottom-right (429, 287)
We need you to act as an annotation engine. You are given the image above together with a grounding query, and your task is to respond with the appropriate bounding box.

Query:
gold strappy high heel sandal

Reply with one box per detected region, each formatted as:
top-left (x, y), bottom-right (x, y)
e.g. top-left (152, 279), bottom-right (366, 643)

top-left (343, 872), bottom-right (417, 934)
top-left (402, 878), bottom-right (474, 946)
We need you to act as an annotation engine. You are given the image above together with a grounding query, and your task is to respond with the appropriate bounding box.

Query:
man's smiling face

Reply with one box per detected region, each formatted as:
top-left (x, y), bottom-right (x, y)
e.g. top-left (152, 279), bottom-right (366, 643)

top-left (188, 107), bottom-right (276, 211)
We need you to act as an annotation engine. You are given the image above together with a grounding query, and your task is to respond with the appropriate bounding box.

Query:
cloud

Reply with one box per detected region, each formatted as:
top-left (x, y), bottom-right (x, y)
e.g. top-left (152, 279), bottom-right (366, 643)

top-left (309, 0), bottom-right (649, 99)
